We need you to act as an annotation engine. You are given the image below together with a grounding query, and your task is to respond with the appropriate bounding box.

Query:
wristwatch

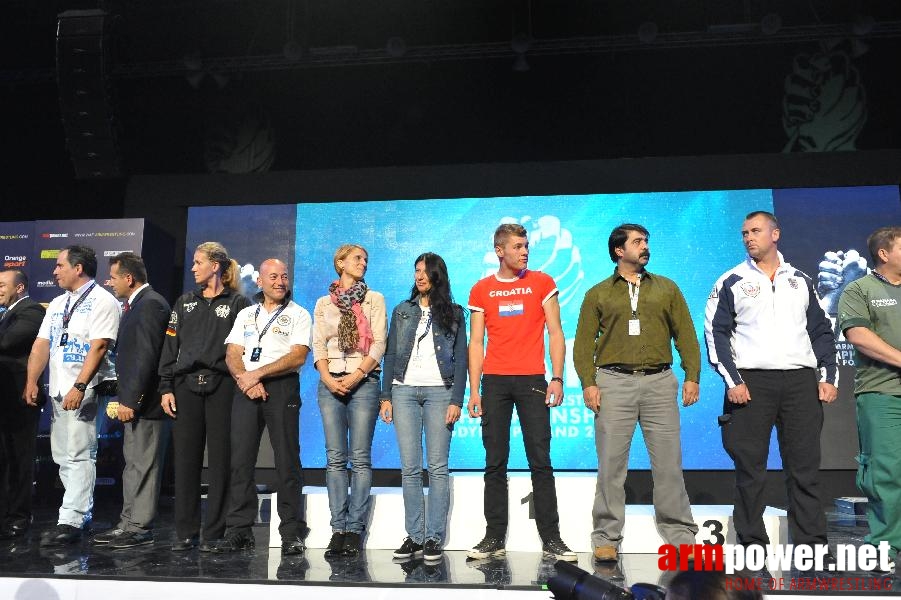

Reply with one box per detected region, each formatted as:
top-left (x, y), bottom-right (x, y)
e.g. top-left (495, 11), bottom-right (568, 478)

top-left (550, 377), bottom-right (564, 385)
top-left (73, 382), bottom-right (88, 393)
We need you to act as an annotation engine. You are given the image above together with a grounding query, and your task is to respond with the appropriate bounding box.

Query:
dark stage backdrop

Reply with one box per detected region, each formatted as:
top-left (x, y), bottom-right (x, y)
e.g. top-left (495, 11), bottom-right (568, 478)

top-left (181, 185), bottom-right (900, 472)
top-left (773, 185), bottom-right (901, 469)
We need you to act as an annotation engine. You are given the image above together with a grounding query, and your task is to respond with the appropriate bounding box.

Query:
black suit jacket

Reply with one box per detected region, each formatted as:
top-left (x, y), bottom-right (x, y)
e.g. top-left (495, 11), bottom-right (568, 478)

top-left (115, 286), bottom-right (171, 419)
top-left (0, 297), bottom-right (46, 406)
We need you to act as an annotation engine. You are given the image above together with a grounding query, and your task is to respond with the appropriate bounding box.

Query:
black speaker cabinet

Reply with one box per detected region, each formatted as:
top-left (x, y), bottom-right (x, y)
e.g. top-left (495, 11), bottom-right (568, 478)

top-left (56, 9), bottom-right (121, 178)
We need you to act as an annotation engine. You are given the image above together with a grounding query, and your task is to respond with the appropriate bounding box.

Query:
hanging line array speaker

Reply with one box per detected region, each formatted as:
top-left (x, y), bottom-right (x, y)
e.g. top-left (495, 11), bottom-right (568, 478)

top-left (56, 9), bottom-right (121, 179)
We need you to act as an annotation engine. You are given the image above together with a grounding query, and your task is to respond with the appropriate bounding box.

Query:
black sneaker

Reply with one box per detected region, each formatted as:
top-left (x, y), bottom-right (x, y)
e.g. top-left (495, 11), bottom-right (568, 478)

top-left (341, 532), bottom-right (362, 557)
top-left (467, 535), bottom-right (505, 559)
top-left (109, 531), bottom-right (154, 549)
top-left (92, 528), bottom-right (125, 544)
top-left (423, 538), bottom-right (443, 561)
top-left (324, 532), bottom-right (345, 559)
top-left (393, 537), bottom-right (423, 559)
top-left (208, 530), bottom-right (255, 553)
top-left (422, 555), bottom-right (448, 581)
top-left (543, 537), bottom-right (577, 561)
top-left (40, 524), bottom-right (82, 547)
top-left (281, 535), bottom-right (306, 556)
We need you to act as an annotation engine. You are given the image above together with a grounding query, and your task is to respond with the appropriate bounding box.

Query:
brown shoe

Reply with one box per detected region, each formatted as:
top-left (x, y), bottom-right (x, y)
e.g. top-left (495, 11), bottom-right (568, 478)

top-left (593, 545), bottom-right (618, 562)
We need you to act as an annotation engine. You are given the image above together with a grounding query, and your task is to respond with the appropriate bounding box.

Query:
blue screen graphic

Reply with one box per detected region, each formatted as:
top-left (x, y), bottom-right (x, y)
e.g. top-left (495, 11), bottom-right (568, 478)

top-left (189, 186), bottom-right (901, 471)
top-left (189, 187), bottom-right (901, 470)
top-left (272, 189), bottom-right (771, 470)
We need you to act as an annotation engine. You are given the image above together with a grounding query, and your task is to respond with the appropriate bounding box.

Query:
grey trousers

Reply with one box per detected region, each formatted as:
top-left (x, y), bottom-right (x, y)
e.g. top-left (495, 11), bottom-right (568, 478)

top-left (591, 368), bottom-right (697, 548)
top-left (119, 417), bottom-right (170, 534)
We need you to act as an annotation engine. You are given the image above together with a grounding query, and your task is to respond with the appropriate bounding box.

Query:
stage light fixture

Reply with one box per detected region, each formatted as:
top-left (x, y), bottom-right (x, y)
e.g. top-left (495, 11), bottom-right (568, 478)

top-left (386, 36), bottom-right (407, 58)
top-left (761, 13), bottom-right (782, 36)
top-left (283, 40), bottom-right (303, 61)
top-left (637, 21), bottom-right (658, 44)
top-left (512, 53), bottom-right (530, 72)
top-left (851, 14), bottom-right (875, 36)
top-left (546, 561), bottom-right (665, 600)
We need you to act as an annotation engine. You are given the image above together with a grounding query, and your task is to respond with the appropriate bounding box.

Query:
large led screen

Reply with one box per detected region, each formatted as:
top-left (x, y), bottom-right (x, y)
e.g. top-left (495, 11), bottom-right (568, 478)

top-left (184, 185), bottom-right (900, 470)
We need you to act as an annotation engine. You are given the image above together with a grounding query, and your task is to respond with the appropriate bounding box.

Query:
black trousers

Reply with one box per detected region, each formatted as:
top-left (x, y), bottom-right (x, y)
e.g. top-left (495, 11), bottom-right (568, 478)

top-left (171, 376), bottom-right (234, 540)
top-left (0, 398), bottom-right (41, 523)
top-left (480, 374), bottom-right (560, 542)
top-left (721, 368), bottom-right (827, 546)
top-left (225, 374), bottom-right (305, 540)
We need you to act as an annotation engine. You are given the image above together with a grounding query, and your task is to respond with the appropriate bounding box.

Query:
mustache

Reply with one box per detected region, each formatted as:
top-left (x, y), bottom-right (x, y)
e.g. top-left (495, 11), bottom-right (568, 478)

top-left (640, 251), bottom-right (651, 258)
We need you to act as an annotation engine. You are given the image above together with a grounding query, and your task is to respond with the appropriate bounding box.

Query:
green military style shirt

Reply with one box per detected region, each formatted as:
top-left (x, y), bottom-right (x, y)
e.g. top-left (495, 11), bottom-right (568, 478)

top-left (573, 269), bottom-right (701, 389)
top-left (838, 272), bottom-right (901, 396)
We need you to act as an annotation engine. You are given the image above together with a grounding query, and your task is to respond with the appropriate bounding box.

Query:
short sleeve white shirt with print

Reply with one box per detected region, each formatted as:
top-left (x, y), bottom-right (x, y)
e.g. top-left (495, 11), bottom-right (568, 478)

top-left (37, 280), bottom-right (121, 397)
top-left (225, 300), bottom-right (312, 371)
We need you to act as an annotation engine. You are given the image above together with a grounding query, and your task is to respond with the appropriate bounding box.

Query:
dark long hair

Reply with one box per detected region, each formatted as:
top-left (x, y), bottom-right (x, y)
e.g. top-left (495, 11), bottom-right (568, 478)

top-left (409, 252), bottom-right (459, 332)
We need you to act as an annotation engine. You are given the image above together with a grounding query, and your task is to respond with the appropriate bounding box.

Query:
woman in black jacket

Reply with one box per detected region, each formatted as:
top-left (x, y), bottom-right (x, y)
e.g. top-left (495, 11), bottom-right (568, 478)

top-left (159, 241), bottom-right (250, 551)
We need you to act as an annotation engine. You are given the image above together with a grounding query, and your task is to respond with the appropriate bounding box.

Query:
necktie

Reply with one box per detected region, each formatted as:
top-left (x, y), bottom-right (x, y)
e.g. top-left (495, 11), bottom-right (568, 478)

top-left (122, 300), bottom-right (131, 314)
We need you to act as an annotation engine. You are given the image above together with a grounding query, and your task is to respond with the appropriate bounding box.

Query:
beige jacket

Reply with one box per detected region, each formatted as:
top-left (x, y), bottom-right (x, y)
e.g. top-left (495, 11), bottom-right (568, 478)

top-left (312, 289), bottom-right (387, 373)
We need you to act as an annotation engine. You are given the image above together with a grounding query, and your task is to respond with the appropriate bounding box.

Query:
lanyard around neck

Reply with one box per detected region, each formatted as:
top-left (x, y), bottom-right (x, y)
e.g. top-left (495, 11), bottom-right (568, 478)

top-left (253, 302), bottom-right (287, 346)
top-left (63, 282), bottom-right (95, 331)
top-left (627, 274), bottom-right (641, 318)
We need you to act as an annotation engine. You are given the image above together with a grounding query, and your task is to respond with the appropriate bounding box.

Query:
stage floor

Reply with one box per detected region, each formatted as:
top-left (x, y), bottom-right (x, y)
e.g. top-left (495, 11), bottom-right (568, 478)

top-left (1, 496), bottom-right (898, 597)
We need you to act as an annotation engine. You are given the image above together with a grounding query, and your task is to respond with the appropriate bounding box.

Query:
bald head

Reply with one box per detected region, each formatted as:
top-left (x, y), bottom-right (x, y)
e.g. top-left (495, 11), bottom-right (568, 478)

top-left (257, 258), bottom-right (290, 306)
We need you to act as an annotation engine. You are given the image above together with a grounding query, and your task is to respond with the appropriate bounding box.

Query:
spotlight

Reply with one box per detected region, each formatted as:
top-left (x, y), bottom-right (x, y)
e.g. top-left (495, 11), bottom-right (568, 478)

top-left (386, 36), bottom-right (407, 58)
top-left (761, 13), bottom-right (782, 36)
top-left (283, 40), bottom-right (303, 61)
top-left (546, 561), bottom-right (665, 600)
top-left (637, 21), bottom-right (658, 44)
top-left (851, 14), bottom-right (875, 36)
top-left (512, 53), bottom-right (530, 72)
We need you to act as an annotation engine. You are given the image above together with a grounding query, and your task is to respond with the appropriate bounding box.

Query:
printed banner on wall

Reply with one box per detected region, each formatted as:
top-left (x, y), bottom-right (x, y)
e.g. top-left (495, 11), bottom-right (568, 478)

top-left (27, 218), bottom-right (147, 489)
top-left (31, 219), bottom-right (146, 303)
top-left (0, 221), bottom-right (35, 319)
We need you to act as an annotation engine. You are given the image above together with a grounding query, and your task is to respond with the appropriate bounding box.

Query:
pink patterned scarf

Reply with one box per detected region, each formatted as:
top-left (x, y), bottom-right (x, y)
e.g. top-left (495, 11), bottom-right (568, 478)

top-left (329, 279), bottom-right (373, 354)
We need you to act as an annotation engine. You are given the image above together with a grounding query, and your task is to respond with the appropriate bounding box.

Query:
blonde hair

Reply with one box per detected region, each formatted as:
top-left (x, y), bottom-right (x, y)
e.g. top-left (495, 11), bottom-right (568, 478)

top-left (333, 244), bottom-right (367, 276)
top-left (196, 241), bottom-right (240, 291)
top-left (493, 223), bottom-right (528, 248)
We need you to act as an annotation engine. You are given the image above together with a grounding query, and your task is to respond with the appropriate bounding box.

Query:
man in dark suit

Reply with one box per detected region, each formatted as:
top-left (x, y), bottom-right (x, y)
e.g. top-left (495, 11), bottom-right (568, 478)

top-left (92, 252), bottom-right (171, 549)
top-left (0, 269), bottom-right (45, 539)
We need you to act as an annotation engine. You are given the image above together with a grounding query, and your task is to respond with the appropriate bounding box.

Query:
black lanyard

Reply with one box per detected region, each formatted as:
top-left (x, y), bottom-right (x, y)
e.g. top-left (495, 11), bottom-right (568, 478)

top-left (62, 282), bottom-right (95, 332)
top-left (254, 302), bottom-right (288, 347)
top-left (59, 282), bottom-right (95, 346)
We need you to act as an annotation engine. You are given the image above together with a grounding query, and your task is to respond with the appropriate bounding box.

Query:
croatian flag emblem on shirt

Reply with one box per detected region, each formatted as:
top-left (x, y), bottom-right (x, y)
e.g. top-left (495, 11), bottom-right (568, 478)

top-left (499, 300), bottom-right (524, 317)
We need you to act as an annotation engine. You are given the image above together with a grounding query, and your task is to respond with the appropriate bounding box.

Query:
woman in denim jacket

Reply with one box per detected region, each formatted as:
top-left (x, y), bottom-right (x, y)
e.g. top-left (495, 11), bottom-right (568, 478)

top-left (379, 252), bottom-right (467, 562)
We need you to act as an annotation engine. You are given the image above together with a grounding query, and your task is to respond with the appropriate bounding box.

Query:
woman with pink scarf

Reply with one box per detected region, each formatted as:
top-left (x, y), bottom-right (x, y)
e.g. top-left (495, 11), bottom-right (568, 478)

top-left (312, 244), bottom-right (387, 559)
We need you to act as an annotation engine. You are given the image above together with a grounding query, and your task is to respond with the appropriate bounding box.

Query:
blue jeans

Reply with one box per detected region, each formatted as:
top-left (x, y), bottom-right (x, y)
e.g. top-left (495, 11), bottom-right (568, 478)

top-left (317, 377), bottom-right (379, 534)
top-left (392, 385), bottom-right (453, 544)
top-left (49, 392), bottom-right (99, 528)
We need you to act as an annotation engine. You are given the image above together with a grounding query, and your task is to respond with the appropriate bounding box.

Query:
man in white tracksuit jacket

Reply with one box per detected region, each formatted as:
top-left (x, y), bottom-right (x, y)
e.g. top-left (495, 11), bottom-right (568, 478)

top-left (704, 211), bottom-right (838, 556)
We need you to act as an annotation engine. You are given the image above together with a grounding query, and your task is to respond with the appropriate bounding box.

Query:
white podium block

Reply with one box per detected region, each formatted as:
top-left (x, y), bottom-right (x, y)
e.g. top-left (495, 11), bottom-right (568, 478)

top-left (447, 472), bottom-right (788, 554)
top-left (271, 473), bottom-right (788, 554)
top-left (271, 486), bottom-right (409, 549)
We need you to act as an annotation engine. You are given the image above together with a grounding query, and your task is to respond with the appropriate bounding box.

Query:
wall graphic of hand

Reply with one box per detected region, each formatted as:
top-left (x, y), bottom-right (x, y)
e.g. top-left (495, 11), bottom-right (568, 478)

top-left (782, 50), bottom-right (867, 152)
top-left (817, 249), bottom-right (868, 315)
